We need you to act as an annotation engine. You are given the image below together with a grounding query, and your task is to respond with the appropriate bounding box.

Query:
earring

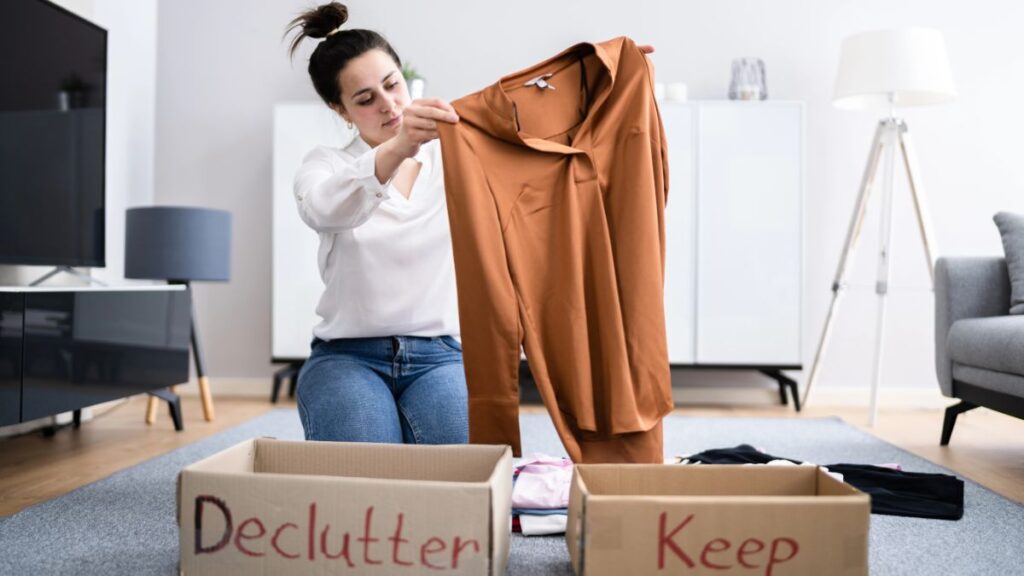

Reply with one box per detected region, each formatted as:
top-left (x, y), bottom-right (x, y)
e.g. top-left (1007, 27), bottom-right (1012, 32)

top-left (346, 120), bottom-right (353, 130)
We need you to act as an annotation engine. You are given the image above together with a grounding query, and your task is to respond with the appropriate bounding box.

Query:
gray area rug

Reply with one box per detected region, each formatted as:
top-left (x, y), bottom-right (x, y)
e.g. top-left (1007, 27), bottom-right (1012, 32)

top-left (0, 409), bottom-right (1021, 575)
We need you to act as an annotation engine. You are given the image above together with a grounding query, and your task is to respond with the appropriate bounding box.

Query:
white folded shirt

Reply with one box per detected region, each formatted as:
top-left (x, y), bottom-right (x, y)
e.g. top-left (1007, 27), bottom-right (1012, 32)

top-left (519, 514), bottom-right (567, 536)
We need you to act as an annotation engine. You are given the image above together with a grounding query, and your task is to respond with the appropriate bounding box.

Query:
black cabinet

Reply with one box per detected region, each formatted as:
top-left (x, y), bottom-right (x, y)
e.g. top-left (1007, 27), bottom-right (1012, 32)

top-left (0, 288), bottom-right (190, 425)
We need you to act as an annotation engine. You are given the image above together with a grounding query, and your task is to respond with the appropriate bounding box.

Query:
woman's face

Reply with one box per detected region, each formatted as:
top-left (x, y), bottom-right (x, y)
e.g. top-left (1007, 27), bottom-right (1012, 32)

top-left (335, 49), bottom-right (410, 148)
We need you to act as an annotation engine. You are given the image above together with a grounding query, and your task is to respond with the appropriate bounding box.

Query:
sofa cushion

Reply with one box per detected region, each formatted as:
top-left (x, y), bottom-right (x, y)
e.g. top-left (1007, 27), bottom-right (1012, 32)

top-left (947, 315), bottom-right (1024, 376)
top-left (993, 211), bottom-right (1024, 314)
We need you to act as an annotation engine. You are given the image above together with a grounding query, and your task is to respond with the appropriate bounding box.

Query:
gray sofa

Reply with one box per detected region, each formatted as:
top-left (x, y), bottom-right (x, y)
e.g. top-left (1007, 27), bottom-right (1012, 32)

top-left (935, 256), bottom-right (1024, 445)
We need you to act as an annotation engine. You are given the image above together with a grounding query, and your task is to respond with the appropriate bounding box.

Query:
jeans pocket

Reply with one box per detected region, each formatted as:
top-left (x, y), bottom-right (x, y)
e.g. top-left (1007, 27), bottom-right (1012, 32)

top-left (437, 335), bottom-right (463, 353)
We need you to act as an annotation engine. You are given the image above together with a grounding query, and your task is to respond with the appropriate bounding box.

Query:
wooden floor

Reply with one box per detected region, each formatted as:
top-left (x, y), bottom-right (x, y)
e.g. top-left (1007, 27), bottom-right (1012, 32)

top-left (0, 394), bottom-right (1022, 516)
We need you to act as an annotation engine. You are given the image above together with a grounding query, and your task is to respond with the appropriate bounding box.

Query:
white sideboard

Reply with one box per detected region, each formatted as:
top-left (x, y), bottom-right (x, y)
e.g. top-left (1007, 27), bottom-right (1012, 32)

top-left (271, 101), bottom-right (804, 405)
top-left (661, 101), bottom-right (803, 369)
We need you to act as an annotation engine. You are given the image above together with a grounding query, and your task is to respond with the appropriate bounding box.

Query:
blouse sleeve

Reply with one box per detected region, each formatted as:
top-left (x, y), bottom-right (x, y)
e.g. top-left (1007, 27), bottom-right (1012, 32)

top-left (293, 145), bottom-right (393, 232)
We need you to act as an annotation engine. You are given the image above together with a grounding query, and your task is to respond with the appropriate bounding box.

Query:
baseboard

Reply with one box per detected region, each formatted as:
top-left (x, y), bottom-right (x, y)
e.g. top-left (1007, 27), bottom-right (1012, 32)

top-left (173, 377), bottom-right (274, 399)
top-left (807, 386), bottom-right (950, 408)
top-left (171, 377), bottom-right (950, 409)
top-left (0, 406), bottom-right (100, 439)
top-left (672, 385), bottom-right (949, 408)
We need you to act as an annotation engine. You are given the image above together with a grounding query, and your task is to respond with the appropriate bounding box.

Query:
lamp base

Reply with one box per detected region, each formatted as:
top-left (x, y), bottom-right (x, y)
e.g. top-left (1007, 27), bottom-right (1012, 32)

top-left (144, 281), bottom-right (216, 425)
top-left (802, 118), bottom-right (938, 424)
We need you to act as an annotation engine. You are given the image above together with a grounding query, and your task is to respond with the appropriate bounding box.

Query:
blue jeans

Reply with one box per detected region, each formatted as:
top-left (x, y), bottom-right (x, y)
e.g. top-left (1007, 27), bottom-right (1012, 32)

top-left (296, 335), bottom-right (468, 444)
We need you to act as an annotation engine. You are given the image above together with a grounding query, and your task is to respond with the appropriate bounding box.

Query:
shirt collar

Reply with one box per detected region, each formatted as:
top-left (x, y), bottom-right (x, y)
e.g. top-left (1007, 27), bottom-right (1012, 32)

top-left (461, 37), bottom-right (627, 154)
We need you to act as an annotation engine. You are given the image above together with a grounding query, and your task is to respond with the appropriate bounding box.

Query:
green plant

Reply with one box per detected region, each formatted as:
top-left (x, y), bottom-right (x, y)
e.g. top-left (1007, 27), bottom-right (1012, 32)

top-left (401, 63), bottom-right (421, 81)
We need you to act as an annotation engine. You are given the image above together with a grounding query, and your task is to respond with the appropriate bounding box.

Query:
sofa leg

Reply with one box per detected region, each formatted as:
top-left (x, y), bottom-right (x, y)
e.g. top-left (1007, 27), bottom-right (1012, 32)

top-left (941, 401), bottom-right (978, 446)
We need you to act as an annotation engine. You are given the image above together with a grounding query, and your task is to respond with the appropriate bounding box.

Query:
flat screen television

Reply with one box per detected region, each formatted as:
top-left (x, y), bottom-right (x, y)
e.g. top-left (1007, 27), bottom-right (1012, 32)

top-left (0, 0), bottom-right (107, 267)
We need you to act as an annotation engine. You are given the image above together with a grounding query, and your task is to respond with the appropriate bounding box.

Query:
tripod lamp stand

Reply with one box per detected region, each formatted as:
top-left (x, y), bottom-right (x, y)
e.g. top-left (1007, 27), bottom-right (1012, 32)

top-left (126, 206), bottom-right (232, 424)
top-left (802, 28), bottom-right (957, 425)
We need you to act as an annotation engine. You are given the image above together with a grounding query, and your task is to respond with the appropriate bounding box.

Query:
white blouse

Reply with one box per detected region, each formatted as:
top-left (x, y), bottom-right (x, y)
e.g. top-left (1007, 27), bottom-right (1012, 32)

top-left (293, 137), bottom-right (460, 341)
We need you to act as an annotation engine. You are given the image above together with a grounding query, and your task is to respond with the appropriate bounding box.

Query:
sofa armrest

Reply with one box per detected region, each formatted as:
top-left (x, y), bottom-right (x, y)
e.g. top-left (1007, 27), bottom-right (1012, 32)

top-left (935, 256), bottom-right (1010, 396)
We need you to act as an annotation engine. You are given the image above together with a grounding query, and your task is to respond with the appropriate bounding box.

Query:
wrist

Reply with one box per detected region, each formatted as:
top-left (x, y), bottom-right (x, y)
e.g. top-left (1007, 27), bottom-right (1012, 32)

top-left (374, 138), bottom-right (412, 185)
top-left (385, 134), bottom-right (417, 159)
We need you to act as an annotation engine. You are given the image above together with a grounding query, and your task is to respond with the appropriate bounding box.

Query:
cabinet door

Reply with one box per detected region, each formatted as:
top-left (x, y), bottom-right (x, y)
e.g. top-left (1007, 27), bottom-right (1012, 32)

top-left (0, 294), bottom-right (22, 425)
top-left (661, 104), bottom-right (697, 364)
top-left (21, 290), bottom-right (191, 421)
top-left (696, 103), bottom-right (802, 365)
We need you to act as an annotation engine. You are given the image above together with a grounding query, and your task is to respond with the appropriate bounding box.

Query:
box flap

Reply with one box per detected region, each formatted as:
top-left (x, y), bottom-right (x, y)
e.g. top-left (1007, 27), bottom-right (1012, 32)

top-left (182, 438), bottom-right (256, 473)
top-left (251, 438), bottom-right (506, 482)
top-left (816, 467), bottom-right (866, 496)
top-left (577, 464), bottom-right (821, 496)
top-left (566, 467), bottom-right (588, 575)
top-left (485, 446), bottom-right (513, 576)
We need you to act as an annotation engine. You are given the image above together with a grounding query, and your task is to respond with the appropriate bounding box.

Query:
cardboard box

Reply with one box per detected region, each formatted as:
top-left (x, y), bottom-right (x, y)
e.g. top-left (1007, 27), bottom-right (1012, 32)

top-left (566, 464), bottom-right (870, 576)
top-left (177, 438), bottom-right (513, 575)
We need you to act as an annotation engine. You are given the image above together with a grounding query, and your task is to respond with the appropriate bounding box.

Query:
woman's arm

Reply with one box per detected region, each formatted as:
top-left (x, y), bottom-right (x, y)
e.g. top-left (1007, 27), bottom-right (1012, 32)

top-left (294, 99), bottom-right (460, 233)
top-left (293, 146), bottom-right (393, 233)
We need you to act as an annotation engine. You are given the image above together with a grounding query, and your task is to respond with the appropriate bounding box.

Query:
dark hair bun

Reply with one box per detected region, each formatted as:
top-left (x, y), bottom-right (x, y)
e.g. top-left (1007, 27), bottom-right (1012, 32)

top-left (286, 2), bottom-right (349, 57)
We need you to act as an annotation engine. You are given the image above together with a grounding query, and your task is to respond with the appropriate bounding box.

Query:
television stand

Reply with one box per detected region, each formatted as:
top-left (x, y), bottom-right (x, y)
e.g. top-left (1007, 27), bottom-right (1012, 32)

top-left (29, 266), bottom-right (108, 287)
top-left (0, 286), bottom-right (191, 432)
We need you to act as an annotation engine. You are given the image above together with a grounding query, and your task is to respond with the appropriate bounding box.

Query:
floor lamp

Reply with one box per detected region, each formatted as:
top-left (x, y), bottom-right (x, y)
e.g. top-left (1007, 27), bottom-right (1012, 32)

top-left (802, 29), bottom-right (957, 425)
top-left (126, 206), bottom-right (232, 424)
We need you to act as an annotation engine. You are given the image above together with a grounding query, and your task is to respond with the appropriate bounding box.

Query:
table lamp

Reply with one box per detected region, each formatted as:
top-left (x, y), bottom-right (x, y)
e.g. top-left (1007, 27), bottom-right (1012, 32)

top-left (125, 206), bottom-right (231, 423)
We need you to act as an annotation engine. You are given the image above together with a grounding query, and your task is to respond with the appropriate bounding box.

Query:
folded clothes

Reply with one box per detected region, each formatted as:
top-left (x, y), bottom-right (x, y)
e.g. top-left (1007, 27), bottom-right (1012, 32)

top-left (512, 507), bottom-right (569, 516)
top-left (519, 513), bottom-right (568, 536)
top-left (678, 444), bottom-right (964, 520)
top-left (512, 454), bottom-right (573, 510)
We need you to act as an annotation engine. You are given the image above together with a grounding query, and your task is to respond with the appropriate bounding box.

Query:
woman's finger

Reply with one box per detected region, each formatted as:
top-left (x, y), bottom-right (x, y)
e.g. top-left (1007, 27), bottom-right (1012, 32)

top-left (404, 114), bottom-right (438, 132)
top-left (413, 98), bottom-right (451, 111)
top-left (408, 100), bottom-right (459, 123)
top-left (408, 128), bottom-right (439, 144)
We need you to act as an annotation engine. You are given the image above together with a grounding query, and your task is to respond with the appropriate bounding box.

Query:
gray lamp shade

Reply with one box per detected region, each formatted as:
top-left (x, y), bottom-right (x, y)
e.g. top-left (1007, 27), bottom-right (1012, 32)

top-left (125, 206), bottom-right (231, 282)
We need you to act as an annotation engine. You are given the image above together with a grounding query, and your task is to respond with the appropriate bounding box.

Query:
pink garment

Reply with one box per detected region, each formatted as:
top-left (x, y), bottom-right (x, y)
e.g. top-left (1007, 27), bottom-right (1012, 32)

top-left (511, 454), bottom-right (574, 509)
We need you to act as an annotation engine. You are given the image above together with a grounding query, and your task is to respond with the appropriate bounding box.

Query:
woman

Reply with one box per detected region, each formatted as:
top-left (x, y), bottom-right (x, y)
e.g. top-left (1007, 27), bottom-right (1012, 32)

top-left (286, 2), bottom-right (467, 445)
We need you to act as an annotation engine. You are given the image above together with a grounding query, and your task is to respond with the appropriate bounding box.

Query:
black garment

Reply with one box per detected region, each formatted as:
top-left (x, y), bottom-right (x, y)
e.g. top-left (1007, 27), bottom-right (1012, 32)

top-left (682, 444), bottom-right (964, 521)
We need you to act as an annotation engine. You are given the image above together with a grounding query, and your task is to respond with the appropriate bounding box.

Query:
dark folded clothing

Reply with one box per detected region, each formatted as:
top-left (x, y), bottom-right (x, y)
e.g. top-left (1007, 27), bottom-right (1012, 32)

top-left (681, 444), bottom-right (964, 520)
top-left (681, 444), bottom-right (800, 465)
top-left (825, 463), bottom-right (963, 520)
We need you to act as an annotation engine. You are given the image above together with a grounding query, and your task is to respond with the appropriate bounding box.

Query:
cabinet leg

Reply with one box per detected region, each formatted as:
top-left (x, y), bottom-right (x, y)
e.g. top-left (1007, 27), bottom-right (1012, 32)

top-left (761, 369), bottom-right (801, 412)
top-left (271, 363), bottom-right (302, 404)
top-left (147, 389), bottom-right (185, 432)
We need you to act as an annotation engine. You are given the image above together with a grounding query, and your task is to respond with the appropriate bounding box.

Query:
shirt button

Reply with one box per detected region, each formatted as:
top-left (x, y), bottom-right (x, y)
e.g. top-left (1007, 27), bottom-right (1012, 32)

top-left (376, 192), bottom-right (384, 198)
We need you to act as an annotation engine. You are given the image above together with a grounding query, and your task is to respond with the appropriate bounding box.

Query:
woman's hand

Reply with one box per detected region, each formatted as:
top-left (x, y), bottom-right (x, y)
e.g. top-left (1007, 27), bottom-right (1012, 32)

top-left (375, 99), bottom-right (459, 184)
top-left (392, 98), bottom-right (460, 158)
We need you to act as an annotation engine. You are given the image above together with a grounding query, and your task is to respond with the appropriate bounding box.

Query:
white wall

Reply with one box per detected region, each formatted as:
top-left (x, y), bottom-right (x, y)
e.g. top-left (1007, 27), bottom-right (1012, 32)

top-left (155, 0), bottom-right (1024, 396)
top-left (91, 0), bottom-right (159, 284)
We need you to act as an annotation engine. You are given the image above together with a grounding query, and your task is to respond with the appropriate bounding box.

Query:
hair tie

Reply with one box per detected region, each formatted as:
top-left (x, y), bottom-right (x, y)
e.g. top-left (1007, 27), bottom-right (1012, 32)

top-left (325, 25), bottom-right (344, 38)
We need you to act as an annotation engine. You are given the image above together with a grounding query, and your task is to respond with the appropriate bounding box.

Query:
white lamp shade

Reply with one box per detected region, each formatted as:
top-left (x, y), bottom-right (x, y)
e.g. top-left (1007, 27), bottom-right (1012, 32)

top-left (833, 28), bottom-right (956, 110)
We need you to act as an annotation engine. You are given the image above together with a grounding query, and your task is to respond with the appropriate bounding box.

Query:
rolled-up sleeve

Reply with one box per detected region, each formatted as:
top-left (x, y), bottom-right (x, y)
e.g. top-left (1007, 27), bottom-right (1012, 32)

top-left (293, 146), bottom-right (393, 232)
